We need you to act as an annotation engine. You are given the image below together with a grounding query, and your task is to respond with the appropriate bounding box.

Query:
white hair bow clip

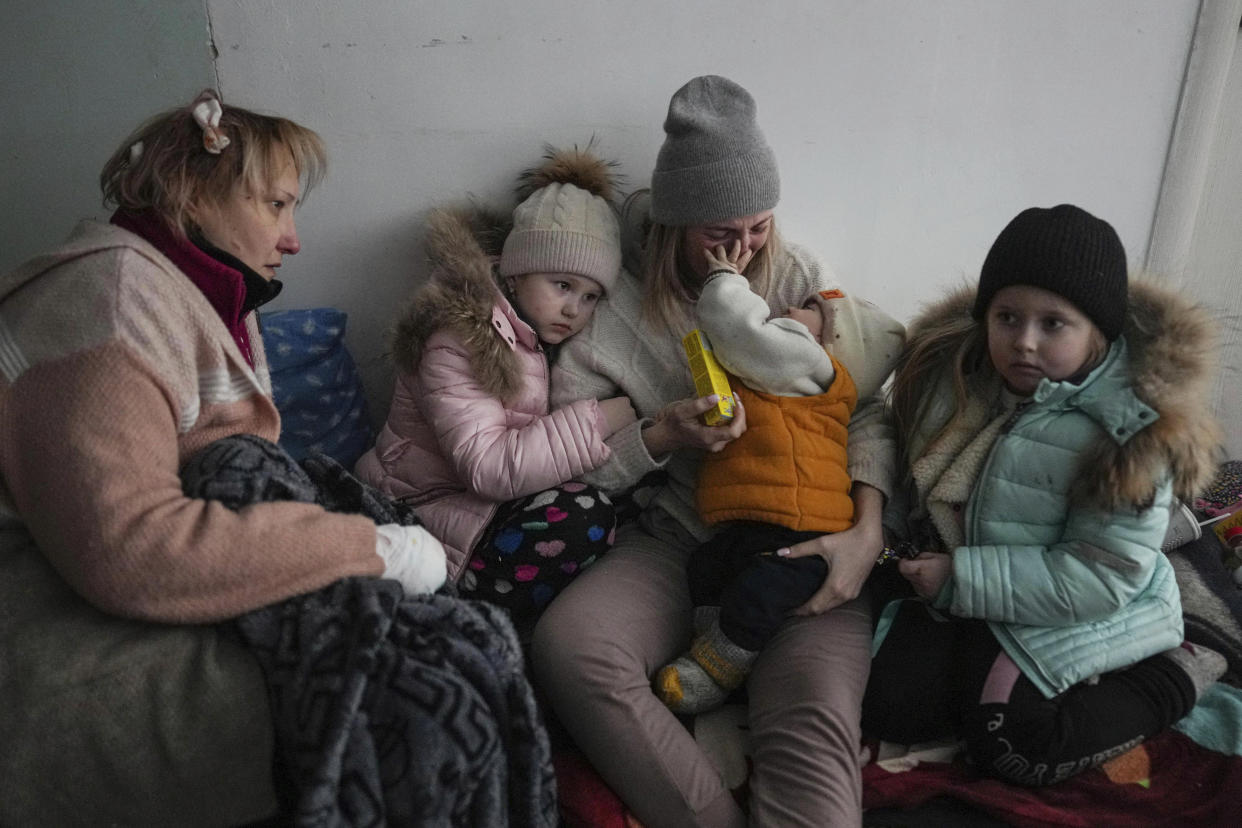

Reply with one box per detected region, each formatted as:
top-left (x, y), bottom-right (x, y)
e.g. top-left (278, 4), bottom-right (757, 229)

top-left (190, 91), bottom-right (230, 155)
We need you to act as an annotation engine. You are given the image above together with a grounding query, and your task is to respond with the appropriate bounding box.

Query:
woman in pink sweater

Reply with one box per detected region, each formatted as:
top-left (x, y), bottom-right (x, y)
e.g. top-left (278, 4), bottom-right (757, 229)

top-left (357, 146), bottom-right (636, 636)
top-left (0, 90), bottom-right (444, 825)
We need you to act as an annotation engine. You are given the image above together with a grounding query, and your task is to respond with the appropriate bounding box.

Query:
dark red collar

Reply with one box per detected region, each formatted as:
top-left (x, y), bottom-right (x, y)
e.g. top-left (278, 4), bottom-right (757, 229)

top-left (110, 209), bottom-right (279, 368)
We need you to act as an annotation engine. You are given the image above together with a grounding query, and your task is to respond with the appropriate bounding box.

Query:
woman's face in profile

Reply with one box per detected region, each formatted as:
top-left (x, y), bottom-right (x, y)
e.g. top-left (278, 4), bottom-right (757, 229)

top-left (192, 148), bottom-right (302, 280)
top-left (681, 209), bottom-right (774, 282)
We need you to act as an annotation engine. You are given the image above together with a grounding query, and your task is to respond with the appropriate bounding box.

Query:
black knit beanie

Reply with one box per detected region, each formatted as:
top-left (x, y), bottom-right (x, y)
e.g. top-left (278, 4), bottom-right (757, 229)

top-left (972, 204), bottom-right (1128, 341)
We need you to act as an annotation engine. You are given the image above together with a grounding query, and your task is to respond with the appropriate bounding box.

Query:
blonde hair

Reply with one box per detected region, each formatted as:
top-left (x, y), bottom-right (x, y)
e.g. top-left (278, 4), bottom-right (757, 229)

top-left (100, 90), bottom-right (326, 238)
top-left (888, 312), bottom-right (988, 465)
top-left (639, 218), bottom-right (781, 334)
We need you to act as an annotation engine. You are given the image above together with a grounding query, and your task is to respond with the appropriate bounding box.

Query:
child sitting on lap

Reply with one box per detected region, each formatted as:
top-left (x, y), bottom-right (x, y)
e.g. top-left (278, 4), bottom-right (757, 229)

top-left (656, 240), bottom-right (905, 713)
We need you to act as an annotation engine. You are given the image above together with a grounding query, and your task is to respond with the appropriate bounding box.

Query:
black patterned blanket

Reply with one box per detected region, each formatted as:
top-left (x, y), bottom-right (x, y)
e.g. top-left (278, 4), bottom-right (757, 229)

top-left (181, 434), bottom-right (557, 827)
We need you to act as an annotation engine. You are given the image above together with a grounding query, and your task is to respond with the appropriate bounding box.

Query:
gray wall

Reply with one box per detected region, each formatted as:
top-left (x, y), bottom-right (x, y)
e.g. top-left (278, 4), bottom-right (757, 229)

top-left (1, 1), bottom-right (1203, 428)
top-left (1, 0), bottom-right (215, 269)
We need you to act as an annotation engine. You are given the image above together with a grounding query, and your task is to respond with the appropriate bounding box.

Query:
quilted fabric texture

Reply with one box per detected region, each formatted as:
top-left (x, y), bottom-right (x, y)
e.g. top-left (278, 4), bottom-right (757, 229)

top-left (261, 308), bottom-right (373, 468)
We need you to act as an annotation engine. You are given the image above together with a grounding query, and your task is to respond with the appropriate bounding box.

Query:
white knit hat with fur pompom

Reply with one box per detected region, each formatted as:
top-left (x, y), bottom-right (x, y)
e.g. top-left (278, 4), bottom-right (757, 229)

top-left (499, 144), bottom-right (622, 292)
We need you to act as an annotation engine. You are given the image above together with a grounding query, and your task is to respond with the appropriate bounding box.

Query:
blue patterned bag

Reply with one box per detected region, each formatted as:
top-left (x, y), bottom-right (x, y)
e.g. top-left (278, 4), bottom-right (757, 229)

top-left (260, 308), bottom-right (373, 468)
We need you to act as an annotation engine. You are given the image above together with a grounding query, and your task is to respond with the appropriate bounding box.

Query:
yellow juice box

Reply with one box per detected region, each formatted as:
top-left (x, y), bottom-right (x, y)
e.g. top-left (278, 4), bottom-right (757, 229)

top-left (682, 329), bottom-right (735, 426)
top-left (1214, 508), bottom-right (1242, 546)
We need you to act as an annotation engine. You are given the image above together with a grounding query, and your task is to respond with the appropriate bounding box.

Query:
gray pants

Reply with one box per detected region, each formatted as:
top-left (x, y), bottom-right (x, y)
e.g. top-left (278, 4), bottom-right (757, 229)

top-left (531, 507), bottom-right (872, 827)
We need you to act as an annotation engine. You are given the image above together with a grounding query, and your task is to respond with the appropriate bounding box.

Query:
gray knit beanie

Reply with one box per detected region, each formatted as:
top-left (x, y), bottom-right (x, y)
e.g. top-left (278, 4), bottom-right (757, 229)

top-left (650, 75), bottom-right (780, 226)
top-left (500, 146), bottom-right (622, 292)
top-left (973, 204), bottom-right (1128, 341)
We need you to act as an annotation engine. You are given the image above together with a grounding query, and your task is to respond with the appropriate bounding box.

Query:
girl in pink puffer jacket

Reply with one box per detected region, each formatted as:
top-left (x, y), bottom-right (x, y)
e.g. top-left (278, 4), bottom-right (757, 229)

top-left (357, 147), bottom-right (635, 636)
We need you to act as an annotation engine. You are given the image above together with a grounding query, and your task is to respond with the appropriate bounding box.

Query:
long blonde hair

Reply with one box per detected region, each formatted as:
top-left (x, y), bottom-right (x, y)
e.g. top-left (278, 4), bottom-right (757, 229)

top-left (638, 218), bottom-right (781, 335)
top-left (100, 90), bottom-right (326, 238)
top-left (888, 309), bottom-right (988, 462)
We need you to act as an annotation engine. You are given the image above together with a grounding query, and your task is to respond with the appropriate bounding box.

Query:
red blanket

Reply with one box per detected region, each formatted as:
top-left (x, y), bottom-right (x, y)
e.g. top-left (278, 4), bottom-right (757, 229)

top-left (862, 727), bottom-right (1240, 827)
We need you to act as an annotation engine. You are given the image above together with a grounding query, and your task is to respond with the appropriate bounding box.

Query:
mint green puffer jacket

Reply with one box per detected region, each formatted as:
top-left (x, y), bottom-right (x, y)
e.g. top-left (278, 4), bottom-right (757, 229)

top-left (897, 280), bottom-right (1221, 697)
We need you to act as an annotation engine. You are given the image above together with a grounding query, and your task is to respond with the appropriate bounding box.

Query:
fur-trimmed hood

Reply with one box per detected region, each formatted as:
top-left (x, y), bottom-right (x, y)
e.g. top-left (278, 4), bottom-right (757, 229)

top-left (390, 206), bottom-right (525, 400)
top-left (907, 277), bottom-right (1223, 508)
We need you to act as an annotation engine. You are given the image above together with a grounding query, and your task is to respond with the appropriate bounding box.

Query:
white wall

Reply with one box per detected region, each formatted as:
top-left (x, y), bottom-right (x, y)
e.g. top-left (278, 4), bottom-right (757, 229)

top-left (0, 0), bottom-right (215, 269)
top-left (1181, 21), bottom-right (1242, 459)
top-left (2, 1), bottom-right (1203, 427)
top-left (202, 0), bottom-right (1200, 421)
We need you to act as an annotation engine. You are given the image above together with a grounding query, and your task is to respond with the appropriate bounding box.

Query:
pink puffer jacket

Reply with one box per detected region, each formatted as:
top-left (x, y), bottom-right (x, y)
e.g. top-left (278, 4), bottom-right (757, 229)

top-left (356, 208), bottom-right (611, 579)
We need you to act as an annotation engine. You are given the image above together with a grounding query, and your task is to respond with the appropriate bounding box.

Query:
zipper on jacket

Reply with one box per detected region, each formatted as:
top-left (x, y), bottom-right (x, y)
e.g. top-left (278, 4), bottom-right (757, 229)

top-left (999, 399), bottom-right (1032, 435)
top-left (965, 397), bottom-right (1031, 536)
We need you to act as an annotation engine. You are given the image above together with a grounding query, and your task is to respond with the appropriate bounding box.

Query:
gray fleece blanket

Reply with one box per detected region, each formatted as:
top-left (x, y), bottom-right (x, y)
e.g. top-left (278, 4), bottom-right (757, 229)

top-left (1167, 531), bottom-right (1242, 687)
top-left (181, 434), bottom-right (557, 827)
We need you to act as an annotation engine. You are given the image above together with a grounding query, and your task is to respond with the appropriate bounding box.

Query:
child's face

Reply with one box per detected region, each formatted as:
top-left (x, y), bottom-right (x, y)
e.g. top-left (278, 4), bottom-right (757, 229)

top-left (783, 305), bottom-right (823, 340)
top-left (508, 272), bottom-right (603, 344)
top-left (986, 284), bottom-right (1100, 395)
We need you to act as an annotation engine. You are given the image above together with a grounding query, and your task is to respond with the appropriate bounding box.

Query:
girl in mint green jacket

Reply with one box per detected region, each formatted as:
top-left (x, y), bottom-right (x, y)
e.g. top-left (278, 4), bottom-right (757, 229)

top-left (868, 204), bottom-right (1225, 786)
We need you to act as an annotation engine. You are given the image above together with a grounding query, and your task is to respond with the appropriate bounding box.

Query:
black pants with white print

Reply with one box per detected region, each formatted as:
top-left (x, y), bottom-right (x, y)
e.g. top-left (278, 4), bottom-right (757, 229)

top-left (863, 597), bottom-right (1195, 786)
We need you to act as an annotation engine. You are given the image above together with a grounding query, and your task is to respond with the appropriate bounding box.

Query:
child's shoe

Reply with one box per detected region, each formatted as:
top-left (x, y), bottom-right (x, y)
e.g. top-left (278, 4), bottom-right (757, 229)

top-left (655, 620), bottom-right (757, 715)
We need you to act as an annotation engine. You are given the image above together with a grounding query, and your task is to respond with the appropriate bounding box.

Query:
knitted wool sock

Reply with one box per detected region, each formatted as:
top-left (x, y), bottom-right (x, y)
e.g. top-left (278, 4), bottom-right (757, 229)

top-left (655, 620), bottom-right (758, 715)
top-left (1160, 642), bottom-right (1227, 700)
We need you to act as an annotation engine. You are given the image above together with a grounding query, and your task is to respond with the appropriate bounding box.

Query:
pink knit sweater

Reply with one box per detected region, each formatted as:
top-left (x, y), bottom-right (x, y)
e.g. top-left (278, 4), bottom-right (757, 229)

top-left (0, 220), bottom-right (382, 623)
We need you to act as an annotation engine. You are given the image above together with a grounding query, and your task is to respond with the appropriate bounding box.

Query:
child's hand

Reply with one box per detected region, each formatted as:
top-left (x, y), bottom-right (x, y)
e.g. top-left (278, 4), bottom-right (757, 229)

top-left (598, 396), bottom-right (637, 437)
top-left (703, 240), bottom-right (755, 277)
top-left (898, 551), bottom-right (952, 600)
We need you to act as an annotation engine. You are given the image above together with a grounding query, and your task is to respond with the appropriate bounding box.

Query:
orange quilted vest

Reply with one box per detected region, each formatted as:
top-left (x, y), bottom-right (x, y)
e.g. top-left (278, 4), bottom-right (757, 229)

top-left (696, 354), bottom-right (858, 532)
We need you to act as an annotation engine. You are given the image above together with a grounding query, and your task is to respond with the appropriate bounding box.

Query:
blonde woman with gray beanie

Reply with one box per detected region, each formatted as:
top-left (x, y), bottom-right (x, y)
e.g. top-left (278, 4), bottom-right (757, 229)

top-left (533, 75), bottom-right (897, 827)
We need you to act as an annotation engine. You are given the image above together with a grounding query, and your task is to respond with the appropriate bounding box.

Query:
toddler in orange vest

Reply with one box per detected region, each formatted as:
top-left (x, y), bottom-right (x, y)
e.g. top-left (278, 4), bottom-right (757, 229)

top-left (655, 241), bottom-right (905, 714)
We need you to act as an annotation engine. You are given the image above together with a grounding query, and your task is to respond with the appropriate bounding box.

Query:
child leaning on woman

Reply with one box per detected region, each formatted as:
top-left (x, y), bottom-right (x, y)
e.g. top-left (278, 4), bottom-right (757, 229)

top-left (868, 203), bottom-right (1227, 786)
top-left (356, 145), bottom-right (635, 637)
